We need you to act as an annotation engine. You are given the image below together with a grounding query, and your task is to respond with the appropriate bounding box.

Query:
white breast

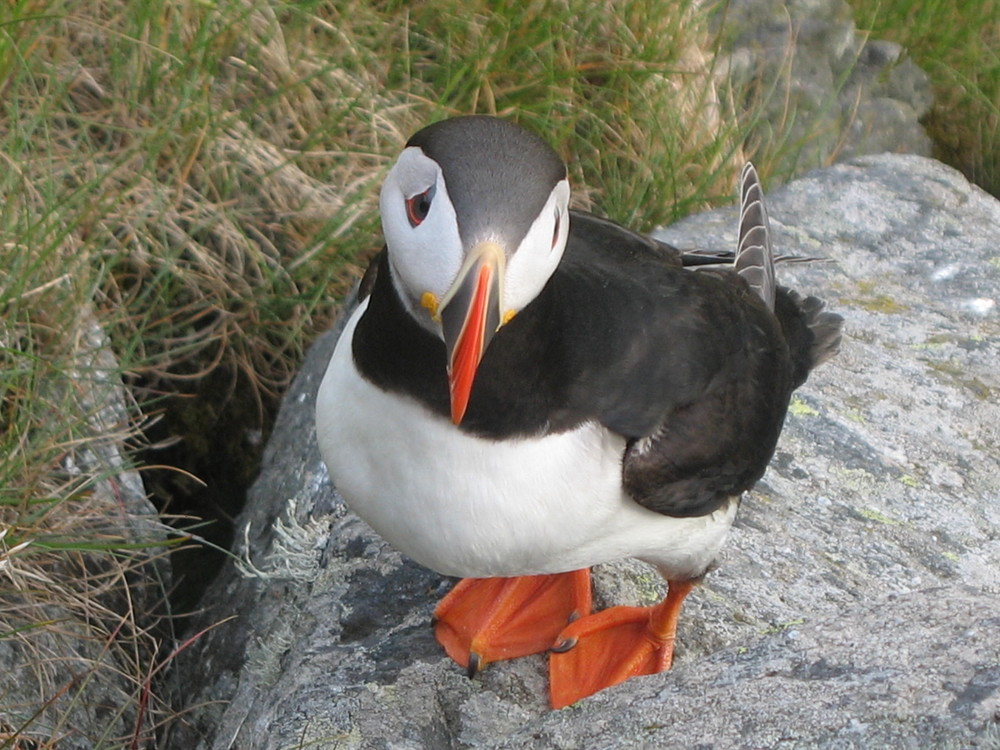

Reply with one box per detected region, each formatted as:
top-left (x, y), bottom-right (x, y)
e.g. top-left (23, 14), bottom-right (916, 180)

top-left (315, 299), bottom-right (736, 580)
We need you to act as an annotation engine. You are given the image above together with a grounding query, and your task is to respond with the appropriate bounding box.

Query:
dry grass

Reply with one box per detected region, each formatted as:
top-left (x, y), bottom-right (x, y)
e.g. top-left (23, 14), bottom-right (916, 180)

top-left (1, 518), bottom-right (170, 748)
top-left (0, 309), bottom-right (176, 746)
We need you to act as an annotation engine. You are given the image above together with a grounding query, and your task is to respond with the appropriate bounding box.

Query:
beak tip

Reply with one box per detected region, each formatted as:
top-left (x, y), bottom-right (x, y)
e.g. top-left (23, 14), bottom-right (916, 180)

top-left (449, 385), bottom-right (469, 425)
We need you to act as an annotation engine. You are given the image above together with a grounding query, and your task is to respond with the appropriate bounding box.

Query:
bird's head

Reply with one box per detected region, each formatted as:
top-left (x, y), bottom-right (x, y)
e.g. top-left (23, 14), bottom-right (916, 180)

top-left (379, 116), bottom-right (570, 425)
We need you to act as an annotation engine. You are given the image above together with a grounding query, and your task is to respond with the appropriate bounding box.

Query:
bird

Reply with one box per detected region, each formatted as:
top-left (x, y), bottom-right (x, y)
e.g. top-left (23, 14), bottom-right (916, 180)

top-left (315, 115), bottom-right (842, 709)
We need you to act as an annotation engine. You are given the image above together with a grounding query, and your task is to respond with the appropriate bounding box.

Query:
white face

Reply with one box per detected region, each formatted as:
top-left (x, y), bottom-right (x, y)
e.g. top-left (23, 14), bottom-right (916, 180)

top-left (505, 179), bottom-right (570, 314)
top-left (380, 147), bottom-right (461, 327)
top-left (379, 146), bottom-right (571, 333)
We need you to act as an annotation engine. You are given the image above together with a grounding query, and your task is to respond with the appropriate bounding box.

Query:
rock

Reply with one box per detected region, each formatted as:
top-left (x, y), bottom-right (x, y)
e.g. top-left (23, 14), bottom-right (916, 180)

top-left (717, 0), bottom-right (934, 175)
top-left (170, 154), bottom-right (1000, 749)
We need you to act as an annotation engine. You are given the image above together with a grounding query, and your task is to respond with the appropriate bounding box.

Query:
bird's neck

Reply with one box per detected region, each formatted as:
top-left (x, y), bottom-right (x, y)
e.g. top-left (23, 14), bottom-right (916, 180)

top-left (352, 252), bottom-right (570, 438)
top-left (353, 252), bottom-right (453, 420)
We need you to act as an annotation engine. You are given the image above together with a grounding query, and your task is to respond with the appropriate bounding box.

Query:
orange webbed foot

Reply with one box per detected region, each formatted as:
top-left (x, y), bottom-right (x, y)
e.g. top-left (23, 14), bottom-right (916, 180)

top-left (434, 569), bottom-right (592, 675)
top-left (548, 580), bottom-right (694, 708)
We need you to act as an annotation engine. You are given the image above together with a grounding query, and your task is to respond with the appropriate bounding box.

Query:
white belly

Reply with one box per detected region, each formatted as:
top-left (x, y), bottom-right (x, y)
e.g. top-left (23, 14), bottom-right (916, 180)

top-left (315, 300), bottom-right (736, 579)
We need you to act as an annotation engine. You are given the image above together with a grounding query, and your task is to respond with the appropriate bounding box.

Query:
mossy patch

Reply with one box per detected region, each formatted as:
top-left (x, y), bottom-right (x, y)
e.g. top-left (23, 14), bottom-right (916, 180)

top-left (854, 507), bottom-right (903, 526)
top-left (789, 396), bottom-right (820, 417)
top-left (923, 357), bottom-right (998, 401)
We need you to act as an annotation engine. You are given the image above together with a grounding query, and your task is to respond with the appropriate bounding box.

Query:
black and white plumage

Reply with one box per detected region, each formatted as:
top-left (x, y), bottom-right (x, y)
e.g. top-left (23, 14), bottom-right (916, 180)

top-left (315, 115), bottom-right (841, 705)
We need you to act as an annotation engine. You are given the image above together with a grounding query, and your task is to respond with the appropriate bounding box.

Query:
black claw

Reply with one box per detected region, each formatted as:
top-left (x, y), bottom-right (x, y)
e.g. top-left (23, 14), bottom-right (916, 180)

top-left (550, 637), bottom-right (577, 654)
top-left (567, 609), bottom-right (581, 623)
top-left (467, 651), bottom-right (482, 678)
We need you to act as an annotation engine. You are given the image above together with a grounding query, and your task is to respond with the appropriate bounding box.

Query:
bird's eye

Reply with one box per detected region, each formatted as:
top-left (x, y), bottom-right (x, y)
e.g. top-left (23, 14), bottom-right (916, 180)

top-left (405, 185), bottom-right (435, 227)
top-left (551, 210), bottom-right (561, 249)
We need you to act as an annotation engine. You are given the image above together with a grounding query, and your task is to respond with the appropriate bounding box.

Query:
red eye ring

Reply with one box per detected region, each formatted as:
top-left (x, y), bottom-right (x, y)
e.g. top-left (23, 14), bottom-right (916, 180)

top-left (406, 185), bottom-right (436, 227)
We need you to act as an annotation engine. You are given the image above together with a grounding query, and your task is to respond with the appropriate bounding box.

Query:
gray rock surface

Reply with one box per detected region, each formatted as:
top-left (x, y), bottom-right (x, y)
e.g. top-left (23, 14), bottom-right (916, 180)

top-left (170, 154), bottom-right (1000, 749)
top-left (718, 0), bottom-right (934, 175)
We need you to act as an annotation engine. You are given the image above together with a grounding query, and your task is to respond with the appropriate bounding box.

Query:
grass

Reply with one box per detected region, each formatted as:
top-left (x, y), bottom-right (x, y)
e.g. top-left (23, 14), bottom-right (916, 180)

top-left (849, 0), bottom-right (1000, 197)
top-left (1, 0), bottom-right (993, 746)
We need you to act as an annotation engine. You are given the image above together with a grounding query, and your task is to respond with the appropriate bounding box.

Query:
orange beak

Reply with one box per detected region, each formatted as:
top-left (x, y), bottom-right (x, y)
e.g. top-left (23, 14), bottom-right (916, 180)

top-left (439, 242), bottom-right (505, 425)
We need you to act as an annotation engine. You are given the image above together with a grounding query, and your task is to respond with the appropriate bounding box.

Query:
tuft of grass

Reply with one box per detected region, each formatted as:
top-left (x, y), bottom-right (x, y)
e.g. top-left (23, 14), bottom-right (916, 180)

top-left (849, 0), bottom-right (1000, 197)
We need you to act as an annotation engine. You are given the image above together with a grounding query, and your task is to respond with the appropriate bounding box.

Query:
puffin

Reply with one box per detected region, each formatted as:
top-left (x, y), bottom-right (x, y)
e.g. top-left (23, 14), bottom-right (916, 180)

top-left (315, 115), bottom-right (842, 709)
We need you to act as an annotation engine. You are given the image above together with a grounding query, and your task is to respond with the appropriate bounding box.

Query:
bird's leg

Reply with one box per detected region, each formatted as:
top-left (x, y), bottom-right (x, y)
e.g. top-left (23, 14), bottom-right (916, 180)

top-left (548, 579), bottom-right (695, 709)
top-left (434, 570), bottom-right (592, 676)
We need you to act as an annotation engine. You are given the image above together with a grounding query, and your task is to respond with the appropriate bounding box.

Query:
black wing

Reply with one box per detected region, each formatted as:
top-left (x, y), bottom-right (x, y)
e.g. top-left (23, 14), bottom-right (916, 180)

top-left (614, 165), bottom-right (842, 517)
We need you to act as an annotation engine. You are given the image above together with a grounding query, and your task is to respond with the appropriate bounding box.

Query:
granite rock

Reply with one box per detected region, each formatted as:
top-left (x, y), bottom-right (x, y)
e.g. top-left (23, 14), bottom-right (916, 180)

top-left (170, 154), bottom-right (1000, 749)
top-left (717, 0), bottom-right (934, 175)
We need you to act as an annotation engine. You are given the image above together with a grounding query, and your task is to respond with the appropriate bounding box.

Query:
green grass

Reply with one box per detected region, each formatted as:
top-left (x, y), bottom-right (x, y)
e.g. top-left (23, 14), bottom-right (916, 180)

top-left (849, 0), bottom-right (1000, 196)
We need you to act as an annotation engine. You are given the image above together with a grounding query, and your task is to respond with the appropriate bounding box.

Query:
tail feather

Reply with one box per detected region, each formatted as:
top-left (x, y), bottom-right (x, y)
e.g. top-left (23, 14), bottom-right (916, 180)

top-left (736, 163), bottom-right (776, 311)
top-left (800, 294), bottom-right (843, 370)
top-left (737, 162), bottom-right (843, 385)
top-left (778, 289), bottom-right (844, 387)
top-left (681, 248), bottom-right (829, 268)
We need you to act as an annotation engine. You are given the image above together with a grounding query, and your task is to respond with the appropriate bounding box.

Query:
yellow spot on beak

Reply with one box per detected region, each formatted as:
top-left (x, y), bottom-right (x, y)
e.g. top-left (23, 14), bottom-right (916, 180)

top-left (421, 291), bottom-right (441, 321)
top-left (502, 309), bottom-right (517, 325)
